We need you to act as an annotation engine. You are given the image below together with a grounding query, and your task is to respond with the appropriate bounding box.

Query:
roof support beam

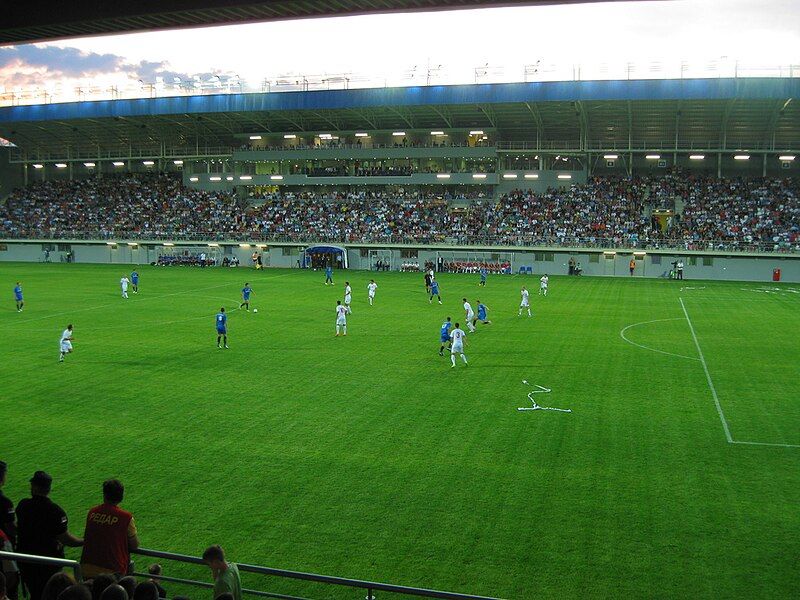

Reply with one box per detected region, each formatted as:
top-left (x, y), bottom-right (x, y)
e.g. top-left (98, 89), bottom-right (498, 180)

top-left (524, 102), bottom-right (543, 148)
top-left (720, 98), bottom-right (737, 150)
top-left (766, 98), bottom-right (792, 150)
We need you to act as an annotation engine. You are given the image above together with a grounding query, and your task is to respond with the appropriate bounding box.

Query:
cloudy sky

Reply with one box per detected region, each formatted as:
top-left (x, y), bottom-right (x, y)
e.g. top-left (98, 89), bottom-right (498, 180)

top-left (1, 0), bottom-right (799, 102)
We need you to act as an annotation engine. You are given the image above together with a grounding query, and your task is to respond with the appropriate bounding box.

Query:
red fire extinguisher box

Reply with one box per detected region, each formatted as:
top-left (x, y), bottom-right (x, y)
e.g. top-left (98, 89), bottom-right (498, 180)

top-left (773, 268), bottom-right (781, 282)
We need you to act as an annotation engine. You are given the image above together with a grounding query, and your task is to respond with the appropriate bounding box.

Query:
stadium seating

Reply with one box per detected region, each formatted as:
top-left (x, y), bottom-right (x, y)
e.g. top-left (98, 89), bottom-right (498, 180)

top-left (1, 173), bottom-right (798, 251)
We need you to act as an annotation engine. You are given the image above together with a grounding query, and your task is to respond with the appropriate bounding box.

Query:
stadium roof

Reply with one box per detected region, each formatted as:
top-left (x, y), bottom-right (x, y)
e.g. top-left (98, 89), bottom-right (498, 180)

top-left (1, 78), bottom-right (797, 157)
top-left (2, 0), bottom-right (628, 45)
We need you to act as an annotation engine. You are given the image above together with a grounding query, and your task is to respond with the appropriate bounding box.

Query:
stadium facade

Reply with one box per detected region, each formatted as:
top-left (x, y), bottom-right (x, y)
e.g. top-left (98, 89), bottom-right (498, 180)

top-left (1, 76), bottom-right (799, 281)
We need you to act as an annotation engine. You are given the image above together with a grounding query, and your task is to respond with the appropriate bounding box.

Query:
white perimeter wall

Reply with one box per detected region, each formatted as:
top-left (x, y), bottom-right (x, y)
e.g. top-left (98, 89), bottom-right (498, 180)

top-left (1, 242), bottom-right (798, 283)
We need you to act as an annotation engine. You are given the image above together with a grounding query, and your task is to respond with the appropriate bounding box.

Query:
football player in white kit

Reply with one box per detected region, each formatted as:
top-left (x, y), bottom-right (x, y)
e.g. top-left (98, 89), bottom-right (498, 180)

top-left (539, 274), bottom-right (549, 296)
top-left (344, 281), bottom-right (352, 313)
top-left (518, 286), bottom-right (531, 317)
top-left (59, 324), bottom-right (74, 362)
top-left (462, 298), bottom-right (476, 332)
top-left (335, 300), bottom-right (348, 336)
top-left (367, 280), bottom-right (378, 305)
top-left (120, 276), bottom-right (130, 299)
top-left (449, 323), bottom-right (468, 368)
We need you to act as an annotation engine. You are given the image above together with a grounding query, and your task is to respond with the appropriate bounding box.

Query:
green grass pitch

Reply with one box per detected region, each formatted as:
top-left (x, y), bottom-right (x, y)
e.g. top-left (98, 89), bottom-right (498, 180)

top-left (2, 262), bottom-right (799, 599)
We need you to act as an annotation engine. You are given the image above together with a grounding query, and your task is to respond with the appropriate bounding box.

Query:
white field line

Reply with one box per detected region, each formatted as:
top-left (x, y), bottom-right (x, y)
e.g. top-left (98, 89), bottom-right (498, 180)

top-left (679, 297), bottom-right (800, 449)
top-left (620, 318), bottom-right (701, 362)
top-left (679, 297), bottom-right (734, 443)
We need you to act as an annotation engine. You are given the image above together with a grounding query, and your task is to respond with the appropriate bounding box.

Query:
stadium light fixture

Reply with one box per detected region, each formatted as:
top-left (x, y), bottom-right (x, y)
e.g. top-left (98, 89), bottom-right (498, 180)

top-left (226, 176), bottom-right (234, 181)
top-left (143, 160), bottom-right (155, 166)
top-left (55, 163), bottom-right (67, 168)
top-left (430, 131), bottom-right (445, 135)
top-left (32, 163), bottom-right (44, 169)
top-left (239, 175), bottom-right (252, 180)
top-left (270, 175), bottom-right (284, 180)
top-left (239, 243), bottom-right (250, 248)
top-left (128, 242), bottom-right (138, 247)
top-left (249, 135), bottom-right (262, 140)
top-left (524, 173), bottom-right (539, 179)
top-left (319, 133), bottom-right (332, 139)
top-left (209, 176), bottom-right (222, 181)
top-left (436, 174), bottom-right (451, 179)
top-left (208, 243), bottom-right (220, 247)
top-left (689, 155), bottom-right (705, 160)
top-left (355, 132), bottom-right (369, 137)
top-left (734, 154), bottom-right (750, 160)
top-left (557, 174), bottom-right (572, 180)
top-left (603, 154), bottom-right (618, 160)
top-left (84, 162), bottom-right (95, 168)
top-left (779, 155), bottom-right (795, 161)
top-left (469, 130), bottom-right (484, 135)
top-left (112, 161), bottom-right (125, 167)
top-left (503, 173), bottom-right (518, 179)
top-left (283, 134), bottom-right (297, 139)
top-left (392, 131), bottom-right (406, 136)
top-left (105, 242), bottom-right (116, 246)
top-left (645, 154), bottom-right (661, 160)
top-left (472, 173), bottom-right (487, 179)
top-left (163, 242), bottom-right (174, 246)
top-left (173, 160), bottom-right (183, 165)
top-left (189, 177), bottom-right (199, 182)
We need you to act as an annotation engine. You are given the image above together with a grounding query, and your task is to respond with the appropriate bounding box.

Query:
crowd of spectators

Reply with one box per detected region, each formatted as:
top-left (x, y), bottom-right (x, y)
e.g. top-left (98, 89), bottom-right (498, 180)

top-left (0, 174), bottom-right (244, 240)
top-left (0, 461), bottom-right (241, 600)
top-left (1, 174), bottom-right (798, 252)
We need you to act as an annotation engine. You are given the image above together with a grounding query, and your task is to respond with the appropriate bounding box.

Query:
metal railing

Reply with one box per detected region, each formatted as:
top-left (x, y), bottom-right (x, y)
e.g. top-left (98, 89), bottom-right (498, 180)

top-left (2, 232), bottom-right (798, 255)
top-left (0, 550), bottom-right (83, 582)
top-left (130, 548), bottom-right (499, 599)
top-left (0, 548), bottom-right (500, 599)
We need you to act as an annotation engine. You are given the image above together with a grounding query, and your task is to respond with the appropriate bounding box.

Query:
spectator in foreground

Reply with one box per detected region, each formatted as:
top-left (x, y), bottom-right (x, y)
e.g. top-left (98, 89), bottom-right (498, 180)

top-left (202, 546), bottom-right (242, 600)
top-left (80, 480), bottom-right (139, 579)
top-left (0, 528), bottom-right (18, 600)
top-left (40, 573), bottom-right (75, 600)
top-left (0, 572), bottom-right (7, 600)
top-left (131, 582), bottom-right (158, 600)
top-left (0, 462), bottom-right (15, 547)
top-left (115, 578), bottom-right (136, 600)
top-left (99, 585), bottom-right (127, 600)
top-left (15, 472), bottom-right (83, 600)
top-left (146, 565), bottom-right (166, 599)
top-left (55, 585), bottom-right (91, 600)
top-left (0, 461), bottom-right (17, 600)
top-left (90, 575), bottom-right (117, 600)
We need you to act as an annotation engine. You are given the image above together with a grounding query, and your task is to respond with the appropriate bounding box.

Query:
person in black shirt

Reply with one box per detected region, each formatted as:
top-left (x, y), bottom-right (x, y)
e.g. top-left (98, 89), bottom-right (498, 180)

top-left (15, 472), bottom-right (83, 600)
top-left (0, 461), bottom-right (19, 600)
top-left (0, 462), bottom-right (14, 545)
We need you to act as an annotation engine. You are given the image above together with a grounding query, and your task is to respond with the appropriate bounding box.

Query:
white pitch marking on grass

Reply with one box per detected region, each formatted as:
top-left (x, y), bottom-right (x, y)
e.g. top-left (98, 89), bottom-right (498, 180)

top-left (517, 380), bottom-right (571, 412)
top-left (680, 297), bottom-right (799, 449)
top-left (680, 286), bottom-right (707, 291)
top-left (731, 439), bottom-right (800, 448)
top-left (620, 318), bottom-right (701, 362)
top-left (679, 297), bottom-right (734, 443)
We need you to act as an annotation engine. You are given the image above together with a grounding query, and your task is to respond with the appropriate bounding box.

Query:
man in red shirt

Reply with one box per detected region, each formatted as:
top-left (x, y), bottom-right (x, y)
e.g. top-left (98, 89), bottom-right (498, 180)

top-left (80, 480), bottom-right (139, 578)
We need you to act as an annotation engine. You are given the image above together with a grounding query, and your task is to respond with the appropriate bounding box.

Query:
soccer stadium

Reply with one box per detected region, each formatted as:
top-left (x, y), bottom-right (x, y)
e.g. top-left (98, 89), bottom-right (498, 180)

top-left (1, 1), bottom-right (799, 599)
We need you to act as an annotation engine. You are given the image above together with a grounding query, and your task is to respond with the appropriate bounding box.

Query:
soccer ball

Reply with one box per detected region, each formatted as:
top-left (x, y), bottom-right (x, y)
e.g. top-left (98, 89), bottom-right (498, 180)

top-left (253, 309), bottom-right (258, 313)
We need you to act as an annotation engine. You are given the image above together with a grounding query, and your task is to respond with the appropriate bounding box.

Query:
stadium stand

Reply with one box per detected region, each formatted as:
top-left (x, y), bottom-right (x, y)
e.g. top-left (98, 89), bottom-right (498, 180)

top-left (1, 173), bottom-right (798, 252)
